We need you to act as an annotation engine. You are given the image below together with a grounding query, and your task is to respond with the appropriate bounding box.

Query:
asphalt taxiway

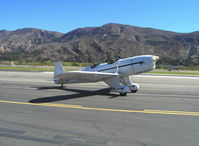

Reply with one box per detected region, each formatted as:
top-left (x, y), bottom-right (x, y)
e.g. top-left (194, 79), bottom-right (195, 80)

top-left (0, 71), bottom-right (199, 146)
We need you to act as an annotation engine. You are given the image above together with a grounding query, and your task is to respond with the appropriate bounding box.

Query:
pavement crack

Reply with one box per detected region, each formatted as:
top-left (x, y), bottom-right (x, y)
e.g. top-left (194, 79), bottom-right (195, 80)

top-left (0, 127), bottom-right (25, 135)
top-left (0, 132), bottom-right (63, 144)
top-left (182, 98), bottom-right (199, 107)
top-left (92, 122), bottom-right (118, 138)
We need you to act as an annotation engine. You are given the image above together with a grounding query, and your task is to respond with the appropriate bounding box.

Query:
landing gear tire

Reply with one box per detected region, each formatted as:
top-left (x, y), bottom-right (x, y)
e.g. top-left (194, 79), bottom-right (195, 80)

top-left (60, 84), bottom-right (64, 89)
top-left (131, 90), bottom-right (138, 93)
top-left (120, 92), bottom-right (127, 96)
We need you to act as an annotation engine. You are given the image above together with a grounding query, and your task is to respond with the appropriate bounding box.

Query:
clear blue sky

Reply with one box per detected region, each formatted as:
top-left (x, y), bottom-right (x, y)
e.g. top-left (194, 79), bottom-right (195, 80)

top-left (1, 0), bottom-right (199, 33)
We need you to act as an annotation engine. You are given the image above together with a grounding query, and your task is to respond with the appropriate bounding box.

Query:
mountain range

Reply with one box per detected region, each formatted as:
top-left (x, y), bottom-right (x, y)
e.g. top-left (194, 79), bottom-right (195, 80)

top-left (0, 23), bottom-right (199, 65)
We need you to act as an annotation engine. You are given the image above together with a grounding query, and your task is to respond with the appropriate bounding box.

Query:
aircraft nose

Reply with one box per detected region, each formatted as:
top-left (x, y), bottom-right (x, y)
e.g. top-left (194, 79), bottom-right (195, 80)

top-left (152, 56), bottom-right (159, 61)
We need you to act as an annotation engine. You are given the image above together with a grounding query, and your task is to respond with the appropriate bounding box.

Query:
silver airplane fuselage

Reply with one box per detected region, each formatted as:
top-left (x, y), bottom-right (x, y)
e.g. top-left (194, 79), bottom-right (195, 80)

top-left (83, 55), bottom-right (158, 76)
top-left (54, 55), bottom-right (159, 96)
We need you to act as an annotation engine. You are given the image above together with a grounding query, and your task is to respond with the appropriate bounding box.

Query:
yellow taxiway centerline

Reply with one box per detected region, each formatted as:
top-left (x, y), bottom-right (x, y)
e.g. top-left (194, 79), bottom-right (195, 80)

top-left (0, 99), bottom-right (199, 116)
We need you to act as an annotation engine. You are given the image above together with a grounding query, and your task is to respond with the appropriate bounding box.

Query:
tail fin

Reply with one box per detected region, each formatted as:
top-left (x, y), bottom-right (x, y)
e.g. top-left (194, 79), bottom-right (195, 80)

top-left (54, 61), bottom-right (65, 77)
top-left (54, 61), bottom-right (65, 84)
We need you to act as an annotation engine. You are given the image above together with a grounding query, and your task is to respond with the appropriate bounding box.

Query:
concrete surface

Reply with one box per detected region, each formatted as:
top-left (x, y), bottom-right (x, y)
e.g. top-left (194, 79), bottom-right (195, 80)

top-left (0, 71), bottom-right (199, 146)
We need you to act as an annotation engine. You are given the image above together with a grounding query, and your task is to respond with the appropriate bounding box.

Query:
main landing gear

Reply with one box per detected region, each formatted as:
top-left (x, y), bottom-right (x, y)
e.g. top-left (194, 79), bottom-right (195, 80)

top-left (118, 89), bottom-right (138, 96)
top-left (119, 92), bottom-right (128, 96)
top-left (119, 89), bottom-right (138, 96)
top-left (131, 89), bottom-right (138, 93)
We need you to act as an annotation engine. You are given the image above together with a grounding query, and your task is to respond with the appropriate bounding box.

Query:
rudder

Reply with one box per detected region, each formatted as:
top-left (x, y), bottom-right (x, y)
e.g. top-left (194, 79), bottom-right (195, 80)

top-left (54, 61), bottom-right (65, 78)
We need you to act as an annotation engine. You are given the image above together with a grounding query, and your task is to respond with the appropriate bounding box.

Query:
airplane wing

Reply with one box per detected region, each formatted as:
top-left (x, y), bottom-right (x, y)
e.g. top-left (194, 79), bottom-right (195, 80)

top-left (55, 71), bottom-right (119, 82)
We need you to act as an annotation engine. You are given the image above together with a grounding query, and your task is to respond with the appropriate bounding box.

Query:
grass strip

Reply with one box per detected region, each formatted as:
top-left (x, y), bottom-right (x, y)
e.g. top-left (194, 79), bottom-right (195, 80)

top-left (0, 66), bottom-right (77, 71)
top-left (0, 66), bottom-right (54, 71)
top-left (1, 66), bottom-right (199, 76)
top-left (148, 71), bottom-right (199, 76)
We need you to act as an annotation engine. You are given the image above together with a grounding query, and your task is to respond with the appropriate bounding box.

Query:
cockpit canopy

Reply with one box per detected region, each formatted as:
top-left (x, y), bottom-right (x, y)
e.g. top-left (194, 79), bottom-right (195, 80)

top-left (90, 57), bottom-right (120, 68)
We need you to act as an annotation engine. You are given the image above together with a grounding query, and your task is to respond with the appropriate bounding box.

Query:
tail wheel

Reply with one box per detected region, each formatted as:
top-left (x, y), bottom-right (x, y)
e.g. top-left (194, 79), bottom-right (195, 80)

top-left (120, 92), bottom-right (127, 96)
top-left (60, 84), bottom-right (64, 89)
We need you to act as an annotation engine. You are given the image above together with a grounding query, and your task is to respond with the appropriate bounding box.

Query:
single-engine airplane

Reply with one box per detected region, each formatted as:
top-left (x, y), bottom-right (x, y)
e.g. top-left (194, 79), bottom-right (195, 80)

top-left (53, 55), bottom-right (159, 96)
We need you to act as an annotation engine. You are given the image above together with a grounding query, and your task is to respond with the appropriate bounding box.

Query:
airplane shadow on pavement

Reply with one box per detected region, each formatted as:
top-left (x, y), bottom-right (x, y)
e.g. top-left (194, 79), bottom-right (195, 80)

top-left (29, 86), bottom-right (119, 103)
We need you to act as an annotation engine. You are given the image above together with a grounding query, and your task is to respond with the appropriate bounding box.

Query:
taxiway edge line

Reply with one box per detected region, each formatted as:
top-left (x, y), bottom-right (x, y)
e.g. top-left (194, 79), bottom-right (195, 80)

top-left (0, 100), bottom-right (199, 116)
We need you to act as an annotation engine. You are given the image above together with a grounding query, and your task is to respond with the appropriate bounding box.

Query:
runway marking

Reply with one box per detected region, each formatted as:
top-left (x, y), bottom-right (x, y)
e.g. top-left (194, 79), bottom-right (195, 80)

top-left (0, 100), bottom-right (199, 116)
top-left (42, 72), bottom-right (199, 79)
top-left (138, 75), bottom-right (199, 79)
